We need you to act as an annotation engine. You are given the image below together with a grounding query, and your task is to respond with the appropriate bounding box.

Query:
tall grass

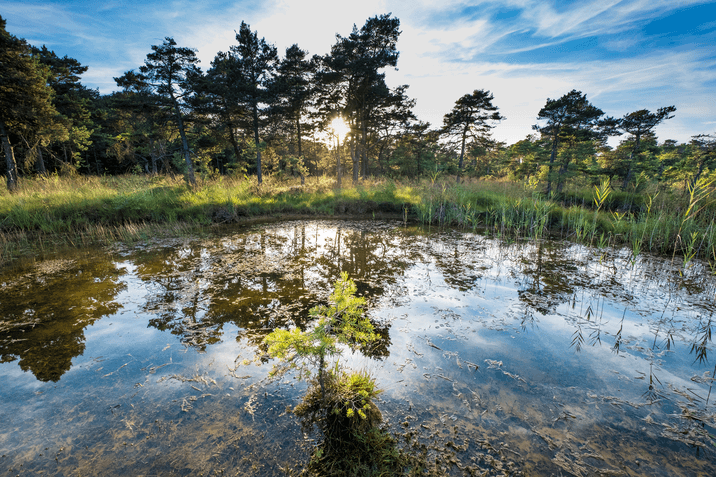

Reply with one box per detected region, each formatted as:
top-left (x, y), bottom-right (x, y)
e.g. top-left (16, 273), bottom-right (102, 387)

top-left (0, 174), bottom-right (420, 263)
top-left (2, 174), bottom-right (715, 267)
top-left (411, 177), bottom-right (715, 267)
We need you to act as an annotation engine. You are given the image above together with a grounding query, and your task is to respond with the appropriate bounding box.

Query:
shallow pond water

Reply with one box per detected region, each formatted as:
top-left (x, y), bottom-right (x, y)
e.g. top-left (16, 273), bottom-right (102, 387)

top-left (1, 220), bottom-right (715, 476)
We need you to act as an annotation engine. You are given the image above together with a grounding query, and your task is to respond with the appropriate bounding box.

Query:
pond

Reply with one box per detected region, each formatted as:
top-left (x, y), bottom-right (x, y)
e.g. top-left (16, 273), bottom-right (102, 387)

top-left (1, 219), bottom-right (715, 476)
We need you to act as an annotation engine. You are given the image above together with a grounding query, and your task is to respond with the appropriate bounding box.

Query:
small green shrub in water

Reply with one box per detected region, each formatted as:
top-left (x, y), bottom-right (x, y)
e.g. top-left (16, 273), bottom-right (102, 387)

top-left (294, 368), bottom-right (383, 436)
top-left (263, 272), bottom-right (378, 399)
top-left (263, 274), bottom-right (414, 476)
top-left (294, 370), bottom-right (413, 476)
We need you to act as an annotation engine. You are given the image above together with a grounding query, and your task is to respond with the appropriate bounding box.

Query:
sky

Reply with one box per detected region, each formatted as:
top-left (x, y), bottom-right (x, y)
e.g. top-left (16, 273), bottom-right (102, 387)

top-left (2, 0), bottom-right (715, 146)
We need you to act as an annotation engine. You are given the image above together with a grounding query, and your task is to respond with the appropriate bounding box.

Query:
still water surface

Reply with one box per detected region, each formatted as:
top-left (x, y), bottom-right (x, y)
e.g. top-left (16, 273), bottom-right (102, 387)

top-left (1, 220), bottom-right (715, 475)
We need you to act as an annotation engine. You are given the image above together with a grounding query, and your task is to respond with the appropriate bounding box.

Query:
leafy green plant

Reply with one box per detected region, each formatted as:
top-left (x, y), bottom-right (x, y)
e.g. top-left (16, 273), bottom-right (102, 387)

top-left (263, 272), bottom-right (378, 401)
top-left (593, 178), bottom-right (611, 212)
top-left (261, 274), bottom-right (412, 476)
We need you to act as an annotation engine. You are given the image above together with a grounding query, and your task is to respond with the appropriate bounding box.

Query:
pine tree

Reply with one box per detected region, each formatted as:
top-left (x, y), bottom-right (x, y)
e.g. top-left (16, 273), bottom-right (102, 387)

top-left (533, 90), bottom-right (604, 194)
top-left (33, 46), bottom-right (99, 174)
top-left (319, 14), bottom-right (412, 181)
top-left (0, 15), bottom-right (57, 190)
top-left (271, 44), bottom-right (317, 180)
top-left (618, 106), bottom-right (676, 189)
top-left (199, 51), bottom-right (249, 173)
top-left (226, 22), bottom-right (279, 185)
top-left (117, 38), bottom-right (201, 186)
top-left (441, 89), bottom-right (503, 180)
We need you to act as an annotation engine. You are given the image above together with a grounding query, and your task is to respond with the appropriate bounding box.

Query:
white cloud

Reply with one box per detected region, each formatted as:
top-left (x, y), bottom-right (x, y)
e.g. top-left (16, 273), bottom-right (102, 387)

top-left (2, 0), bottom-right (713, 144)
top-left (388, 44), bottom-right (716, 144)
top-left (517, 0), bottom-right (709, 41)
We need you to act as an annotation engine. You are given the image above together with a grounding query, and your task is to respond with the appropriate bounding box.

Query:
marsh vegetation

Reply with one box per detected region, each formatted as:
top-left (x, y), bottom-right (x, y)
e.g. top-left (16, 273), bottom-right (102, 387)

top-left (3, 9), bottom-right (716, 475)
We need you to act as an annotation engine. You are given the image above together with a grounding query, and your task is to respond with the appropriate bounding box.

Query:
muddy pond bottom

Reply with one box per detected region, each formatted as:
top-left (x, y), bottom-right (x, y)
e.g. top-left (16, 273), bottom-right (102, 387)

top-left (1, 220), bottom-right (715, 476)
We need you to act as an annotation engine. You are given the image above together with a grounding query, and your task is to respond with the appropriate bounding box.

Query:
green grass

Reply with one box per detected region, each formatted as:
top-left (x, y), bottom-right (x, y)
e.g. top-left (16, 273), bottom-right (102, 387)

top-left (0, 174), bottom-right (418, 263)
top-left (410, 176), bottom-right (715, 266)
top-left (2, 173), bottom-right (715, 268)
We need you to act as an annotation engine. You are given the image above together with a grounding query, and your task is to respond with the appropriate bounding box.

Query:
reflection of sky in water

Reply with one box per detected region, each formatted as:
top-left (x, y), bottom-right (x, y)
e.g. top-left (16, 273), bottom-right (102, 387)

top-left (1, 220), bottom-right (715, 476)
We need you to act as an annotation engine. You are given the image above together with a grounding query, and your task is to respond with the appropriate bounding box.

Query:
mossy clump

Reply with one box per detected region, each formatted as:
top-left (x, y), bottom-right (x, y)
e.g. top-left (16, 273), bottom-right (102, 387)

top-left (294, 369), bottom-right (383, 437)
top-left (295, 370), bottom-right (408, 477)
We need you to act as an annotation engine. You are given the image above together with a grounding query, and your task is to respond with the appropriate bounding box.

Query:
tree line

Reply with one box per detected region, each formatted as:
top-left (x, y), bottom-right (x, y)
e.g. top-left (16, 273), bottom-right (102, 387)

top-left (1, 13), bottom-right (714, 192)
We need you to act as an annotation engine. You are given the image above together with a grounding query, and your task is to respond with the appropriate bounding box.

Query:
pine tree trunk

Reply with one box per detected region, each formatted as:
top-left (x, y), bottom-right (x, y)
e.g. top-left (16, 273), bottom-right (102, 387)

top-left (149, 138), bottom-right (158, 175)
top-left (336, 136), bottom-right (342, 189)
top-left (93, 147), bottom-right (100, 175)
top-left (546, 136), bottom-right (559, 195)
top-left (296, 113), bottom-right (305, 185)
top-left (36, 145), bottom-right (47, 176)
top-left (456, 129), bottom-right (467, 183)
top-left (359, 121), bottom-right (368, 181)
top-left (172, 101), bottom-right (196, 186)
top-left (253, 103), bottom-right (262, 185)
top-left (1, 122), bottom-right (18, 192)
top-left (296, 111), bottom-right (302, 159)
top-left (622, 135), bottom-right (641, 190)
top-left (353, 143), bottom-right (360, 184)
top-left (227, 121), bottom-right (242, 170)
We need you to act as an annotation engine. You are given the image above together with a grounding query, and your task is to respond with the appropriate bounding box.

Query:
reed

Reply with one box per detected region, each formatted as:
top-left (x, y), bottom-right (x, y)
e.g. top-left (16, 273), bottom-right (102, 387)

top-left (2, 174), bottom-right (715, 265)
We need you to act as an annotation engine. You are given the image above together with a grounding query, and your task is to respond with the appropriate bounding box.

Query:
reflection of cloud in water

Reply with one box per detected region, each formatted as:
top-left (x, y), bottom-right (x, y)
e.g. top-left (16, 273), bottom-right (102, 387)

top-left (2, 220), bottom-right (716, 475)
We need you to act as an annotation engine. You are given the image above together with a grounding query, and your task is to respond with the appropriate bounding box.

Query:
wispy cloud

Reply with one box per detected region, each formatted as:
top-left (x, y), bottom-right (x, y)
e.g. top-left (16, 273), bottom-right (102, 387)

top-left (1, 0), bottom-right (712, 143)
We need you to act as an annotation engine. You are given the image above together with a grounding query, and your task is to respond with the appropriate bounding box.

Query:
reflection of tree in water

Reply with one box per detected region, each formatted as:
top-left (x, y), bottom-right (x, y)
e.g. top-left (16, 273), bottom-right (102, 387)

top-left (0, 257), bottom-right (126, 382)
top-left (421, 231), bottom-right (716, 375)
top-left (515, 241), bottom-right (580, 316)
top-left (135, 222), bottom-right (421, 357)
top-left (419, 230), bottom-right (489, 293)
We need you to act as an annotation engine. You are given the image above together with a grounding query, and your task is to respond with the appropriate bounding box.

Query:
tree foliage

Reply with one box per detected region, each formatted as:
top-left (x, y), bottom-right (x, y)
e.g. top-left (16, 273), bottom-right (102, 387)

top-left (263, 272), bottom-right (377, 399)
top-left (442, 89), bottom-right (502, 178)
top-left (1, 14), bottom-right (711, 196)
top-left (224, 21), bottom-right (279, 185)
top-left (533, 90), bottom-right (606, 193)
top-left (116, 37), bottom-right (201, 185)
top-left (618, 106), bottom-right (676, 189)
top-left (317, 14), bottom-right (415, 181)
top-left (0, 15), bottom-right (58, 190)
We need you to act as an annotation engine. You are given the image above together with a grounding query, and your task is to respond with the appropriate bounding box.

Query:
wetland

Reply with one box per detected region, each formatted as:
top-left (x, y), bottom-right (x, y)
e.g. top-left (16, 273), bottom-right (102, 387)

top-left (1, 219), bottom-right (715, 476)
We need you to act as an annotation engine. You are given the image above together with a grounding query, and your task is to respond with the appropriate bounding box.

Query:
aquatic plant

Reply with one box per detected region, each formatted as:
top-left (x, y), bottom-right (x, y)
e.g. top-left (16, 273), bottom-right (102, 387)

top-left (263, 272), bottom-right (378, 400)
top-left (292, 369), bottom-right (407, 476)
top-left (262, 273), bottom-right (415, 475)
top-left (674, 176), bottom-right (714, 270)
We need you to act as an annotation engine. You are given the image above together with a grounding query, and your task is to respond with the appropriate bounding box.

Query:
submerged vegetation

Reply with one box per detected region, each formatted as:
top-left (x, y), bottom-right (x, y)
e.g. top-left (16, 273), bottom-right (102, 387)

top-left (3, 220), bottom-right (716, 475)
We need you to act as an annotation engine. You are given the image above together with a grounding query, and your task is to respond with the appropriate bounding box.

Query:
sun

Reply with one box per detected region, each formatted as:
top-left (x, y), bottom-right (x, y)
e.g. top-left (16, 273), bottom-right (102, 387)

top-left (331, 116), bottom-right (350, 142)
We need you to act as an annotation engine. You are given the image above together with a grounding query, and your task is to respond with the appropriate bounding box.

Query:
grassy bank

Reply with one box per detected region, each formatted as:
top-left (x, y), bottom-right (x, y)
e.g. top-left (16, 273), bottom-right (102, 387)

top-left (0, 174), bottom-right (415, 262)
top-left (1, 174), bottom-right (714, 268)
top-left (414, 177), bottom-right (716, 269)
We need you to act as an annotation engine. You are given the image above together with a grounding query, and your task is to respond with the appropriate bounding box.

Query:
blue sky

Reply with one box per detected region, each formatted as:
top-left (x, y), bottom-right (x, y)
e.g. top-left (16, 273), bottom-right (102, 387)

top-left (2, 0), bottom-right (715, 145)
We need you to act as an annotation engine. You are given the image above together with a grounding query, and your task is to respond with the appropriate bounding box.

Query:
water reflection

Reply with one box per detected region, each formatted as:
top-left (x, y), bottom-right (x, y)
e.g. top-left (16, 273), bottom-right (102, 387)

top-left (1, 220), bottom-right (715, 475)
top-left (0, 256), bottom-right (126, 381)
top-left (131, 223), bottom-right (413, 354)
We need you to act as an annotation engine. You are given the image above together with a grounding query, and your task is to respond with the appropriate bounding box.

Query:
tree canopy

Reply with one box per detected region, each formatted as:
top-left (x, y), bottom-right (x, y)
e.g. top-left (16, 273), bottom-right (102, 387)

top-left (0, 15), bottom-right (58, 190)
top-left (1, 14), bottom-right (712, 195)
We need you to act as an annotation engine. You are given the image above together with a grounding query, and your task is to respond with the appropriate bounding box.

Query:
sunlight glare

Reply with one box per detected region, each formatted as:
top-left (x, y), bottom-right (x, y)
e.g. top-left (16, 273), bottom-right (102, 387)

top-left (331, 116), bottom-right (350, 142)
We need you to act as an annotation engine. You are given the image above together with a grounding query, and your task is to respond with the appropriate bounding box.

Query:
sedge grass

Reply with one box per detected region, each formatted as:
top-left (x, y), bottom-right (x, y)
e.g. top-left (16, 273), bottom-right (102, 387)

top-left (2, 174), bottom-right (715, 267)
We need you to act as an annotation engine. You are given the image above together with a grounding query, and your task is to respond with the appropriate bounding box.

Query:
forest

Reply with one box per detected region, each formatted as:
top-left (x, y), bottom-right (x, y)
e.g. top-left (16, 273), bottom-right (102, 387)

top-left (2, 13), bottom-right (714, 192)
top-left (2, 13), bottom-right (716, 268)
